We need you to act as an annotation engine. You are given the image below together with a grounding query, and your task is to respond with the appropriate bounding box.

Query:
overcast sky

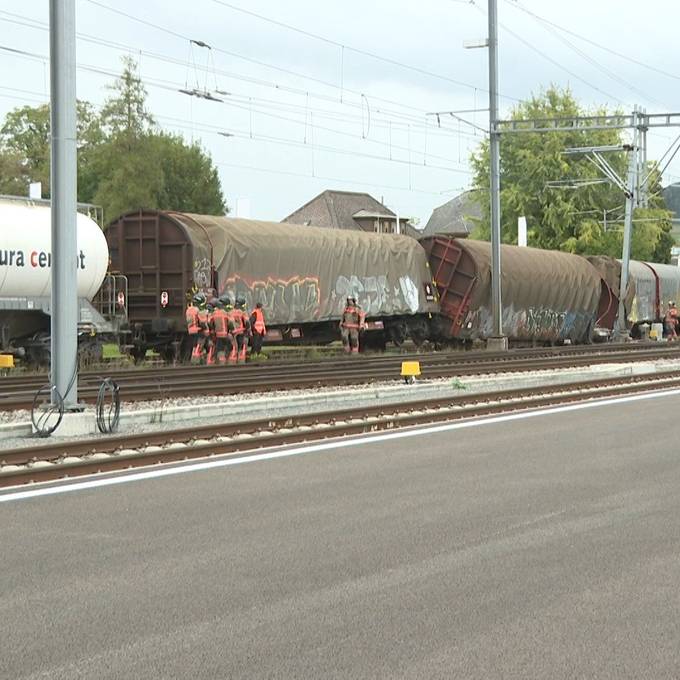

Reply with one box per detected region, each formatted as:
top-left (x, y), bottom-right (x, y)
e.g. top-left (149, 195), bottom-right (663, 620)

top-left (1, 0), bottom-right (679, 225)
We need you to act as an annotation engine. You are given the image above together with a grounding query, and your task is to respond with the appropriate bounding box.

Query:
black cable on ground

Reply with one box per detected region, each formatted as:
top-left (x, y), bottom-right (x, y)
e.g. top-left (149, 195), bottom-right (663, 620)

top-left (31, 347), bottom-right (80, 437)
top-left (96, 378), bottom-right (120, 434)
top-left (31, 384), bottom-right (64, 438)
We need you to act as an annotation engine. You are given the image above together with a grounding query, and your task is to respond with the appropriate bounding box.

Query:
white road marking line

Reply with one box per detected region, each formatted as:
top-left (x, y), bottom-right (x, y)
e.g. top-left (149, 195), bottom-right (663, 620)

top-left (2, 386), bottom-right (679, 503)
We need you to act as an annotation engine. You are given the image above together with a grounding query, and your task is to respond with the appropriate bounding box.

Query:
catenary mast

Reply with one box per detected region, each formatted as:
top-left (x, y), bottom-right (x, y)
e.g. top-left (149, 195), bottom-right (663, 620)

top-left (49, 0), bottom-right (79, 408)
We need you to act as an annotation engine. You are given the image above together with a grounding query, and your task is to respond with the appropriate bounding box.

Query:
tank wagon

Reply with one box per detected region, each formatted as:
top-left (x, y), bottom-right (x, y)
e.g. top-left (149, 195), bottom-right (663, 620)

top-left (0, 199), bottom-right (125, 363)
top-left (105, 210), bottom-right (439, 359)
top-left (421, 236), bottom-right (619, 344)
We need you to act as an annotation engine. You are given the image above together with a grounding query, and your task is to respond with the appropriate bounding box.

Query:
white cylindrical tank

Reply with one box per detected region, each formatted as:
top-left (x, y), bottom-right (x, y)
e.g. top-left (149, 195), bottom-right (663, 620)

top-left (0, 201), bottom-right (109, 300)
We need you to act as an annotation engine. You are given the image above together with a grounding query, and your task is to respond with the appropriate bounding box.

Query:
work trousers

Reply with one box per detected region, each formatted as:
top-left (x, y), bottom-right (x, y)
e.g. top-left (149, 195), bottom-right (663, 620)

top-left (232, 333), bottom-right (248, 362)
top-left (251, 331), bottom-right (265, 354)
top-left (215, 335), bottom-right (235, 364)
top-left (341, 328), bottom-right (359, 353)
top-left (191, 334), bottom-right (208, 363)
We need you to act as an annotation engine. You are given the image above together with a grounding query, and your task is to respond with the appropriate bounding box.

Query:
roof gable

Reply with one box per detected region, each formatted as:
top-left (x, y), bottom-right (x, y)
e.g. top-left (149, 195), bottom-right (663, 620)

top-left (283, 190), bottom-right (396, 230)
top-left (424, 190), bottom-right (481, 236)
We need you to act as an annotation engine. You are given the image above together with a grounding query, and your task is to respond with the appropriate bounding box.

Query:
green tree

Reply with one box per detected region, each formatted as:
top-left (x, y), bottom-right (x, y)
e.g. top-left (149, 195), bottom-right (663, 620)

top-left (0, 104), bottom-right (50, 193)
top-left (470, 86), bottom-right (673, 262)
top-left (92, 58), bottom-right (225, 219)
top-left (0, 56), bottom-right (226, 219)
top-left (154, 133), bottom-right (225, 214)
top-left (91, 135), bottom-right (163, 220)
top-left (0, 148), bottom-right (28, 195)
top-left (91, 56), bottom-right (161, 218)
top-left (100, 56), bottom-right (155, 141)
top-left (0, 101), bottom-right (103, 201)
top-left (74, 101), bottom-right (106, 203)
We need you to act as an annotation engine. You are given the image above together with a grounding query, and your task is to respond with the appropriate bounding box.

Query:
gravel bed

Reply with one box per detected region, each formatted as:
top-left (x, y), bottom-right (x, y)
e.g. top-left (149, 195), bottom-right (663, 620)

top-left (5, 354), bottom-right (680, 429)
top-left (0, 376), bottom-right (448, 424)
top-left (3, 359), bottom-right (679, 454)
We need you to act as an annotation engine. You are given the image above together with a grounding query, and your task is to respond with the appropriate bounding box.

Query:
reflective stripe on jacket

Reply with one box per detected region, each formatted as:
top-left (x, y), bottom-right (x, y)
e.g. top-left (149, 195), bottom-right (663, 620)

top-left (212, 309), bottom-right (231, 337)
top-left (197, 309), bottom-right (211, 336)
top-left (231, 309), bottom-right (246, 335)
top-left (340, 306), bottom-right (360, 329)
top-left (186, 305), bottom-right (200, 335)
top-left (251, 308), bottom-right (266, 334)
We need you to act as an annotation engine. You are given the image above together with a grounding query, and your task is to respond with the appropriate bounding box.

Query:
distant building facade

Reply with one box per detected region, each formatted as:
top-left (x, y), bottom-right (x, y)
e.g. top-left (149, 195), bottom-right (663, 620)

top-left (423, 190), bottom-right (481, 237)
top-left (282, 190), bottom-right (420, 238)
top-left (662, 183), bottom-right (680, 244)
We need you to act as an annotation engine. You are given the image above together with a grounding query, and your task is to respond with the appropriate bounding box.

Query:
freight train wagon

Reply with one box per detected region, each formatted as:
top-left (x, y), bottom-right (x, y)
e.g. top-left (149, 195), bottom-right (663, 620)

top-left (586, 256), bottom-right (680, 333)
top-left (0, 199), bottom-right (126, 364)
top-left (105, 210), bottom-right (440, 360)
top-left (421, 236), bottom-right (619, 344)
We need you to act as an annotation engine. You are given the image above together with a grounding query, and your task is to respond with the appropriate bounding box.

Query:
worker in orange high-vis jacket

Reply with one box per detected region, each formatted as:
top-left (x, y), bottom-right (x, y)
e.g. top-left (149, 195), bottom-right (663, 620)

top-left (665, 301), bottom-right (678, 340)
top-left (196, 298), bottom-right (212, 365)
top-left (250, 302), bottom-right (267, 355)
top-left (339, 297), bottom-right (360, 354)
top-left (211, 297), bottom-right (235, 364)
top-left (187, 292), bottom-right (207, 364)
top-left (353, 297), bottom-right (367, 353)
top-left (205, 298), bottom-right (219, 365)
top-left (231, 296), bottom-right (251, 363)
top-left (223, 296), bottom-right (239, 364)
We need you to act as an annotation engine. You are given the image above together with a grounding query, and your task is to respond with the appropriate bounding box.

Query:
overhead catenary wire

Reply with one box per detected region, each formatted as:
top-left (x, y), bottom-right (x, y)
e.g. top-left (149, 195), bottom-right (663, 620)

top-left (0, 91), bottom-right (45, 105)
top-left (0, 72), bottom-right (458, 193)
top-left (0, 5), bottom-right (482, 203)
top-left (504, 0), bottom-right (680, 84)
top-left (211, 97), bottom-right (469, 167)
top-left (0, 44), bottom-right (471, 178)
top-left (644, 133), bottom-right (680, 186)
top-left (159, 114), bottom-right (472, 175)
top-left (209, 0), bottom-right (513, 98)
top-left (465, 0), bottom-right (626, 106)
top-left (0, 12), bottom-right (481, 142)
top-left (502, 0), bottom-right (668, 108)
top-left (82, 0), bottom-right (520, 110)
top-left (0, 89), bottom-right (464, 193)
top-left (0, 58), bottom-right (467, 194)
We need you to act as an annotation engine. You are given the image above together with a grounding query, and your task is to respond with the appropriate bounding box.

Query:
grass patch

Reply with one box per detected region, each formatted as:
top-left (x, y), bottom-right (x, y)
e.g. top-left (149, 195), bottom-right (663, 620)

top-left (102, 343), bottom-right (123, 359)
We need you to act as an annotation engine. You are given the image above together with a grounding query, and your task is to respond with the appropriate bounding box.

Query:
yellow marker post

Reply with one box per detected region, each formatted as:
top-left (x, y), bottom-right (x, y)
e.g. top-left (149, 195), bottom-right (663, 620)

top-left (0, 354), bottom-right (14, 369)
top-left (401, 360), bottom-right (421, 385)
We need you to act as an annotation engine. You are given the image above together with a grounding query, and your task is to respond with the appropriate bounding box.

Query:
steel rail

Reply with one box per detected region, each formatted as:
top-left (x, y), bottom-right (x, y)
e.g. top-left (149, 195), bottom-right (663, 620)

top-left (2, 370), bottom-right (679, 488)
top-left (2, 343), bottom-right (679, 411)
top-left (0, 341), bottom-right (669, 388)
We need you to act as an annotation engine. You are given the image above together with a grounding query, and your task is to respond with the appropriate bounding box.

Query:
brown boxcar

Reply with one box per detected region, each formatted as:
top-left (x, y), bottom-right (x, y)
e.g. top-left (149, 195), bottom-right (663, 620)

top-left (106, 210), bottom-right (439, 357)
top-left (421, 236), bottom-right (617, 344)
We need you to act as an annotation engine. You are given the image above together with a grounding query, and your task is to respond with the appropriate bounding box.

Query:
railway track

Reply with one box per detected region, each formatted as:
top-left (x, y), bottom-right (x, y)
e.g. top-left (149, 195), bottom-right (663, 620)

top-left (1, 342), bottom-right (680, 411)
top-left (2, 369), bottom-right (679, 489)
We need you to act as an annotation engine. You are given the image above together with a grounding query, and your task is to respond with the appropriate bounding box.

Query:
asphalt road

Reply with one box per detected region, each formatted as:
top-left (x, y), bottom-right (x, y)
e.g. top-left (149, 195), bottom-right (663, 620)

top-left (2, 393), bottom-right (680, 679)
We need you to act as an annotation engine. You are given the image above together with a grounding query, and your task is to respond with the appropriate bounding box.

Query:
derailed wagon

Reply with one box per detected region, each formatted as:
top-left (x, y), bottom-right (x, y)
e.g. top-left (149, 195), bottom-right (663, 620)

top-left (587, 256), bottom-right (680, 331)
top-left (106, 210), bottom-right (439, 359)
top-left (421, 236), bottom-right (618, 344)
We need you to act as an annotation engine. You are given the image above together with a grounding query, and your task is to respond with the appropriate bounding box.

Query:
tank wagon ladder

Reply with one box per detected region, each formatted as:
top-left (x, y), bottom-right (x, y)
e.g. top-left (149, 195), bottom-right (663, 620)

top-left (94, 273), bottom-right (129, 322)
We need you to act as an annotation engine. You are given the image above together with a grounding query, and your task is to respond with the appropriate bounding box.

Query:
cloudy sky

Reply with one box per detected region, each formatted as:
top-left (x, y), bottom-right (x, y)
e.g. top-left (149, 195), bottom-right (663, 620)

top-left (1, 0), bottom-right (679, 225)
